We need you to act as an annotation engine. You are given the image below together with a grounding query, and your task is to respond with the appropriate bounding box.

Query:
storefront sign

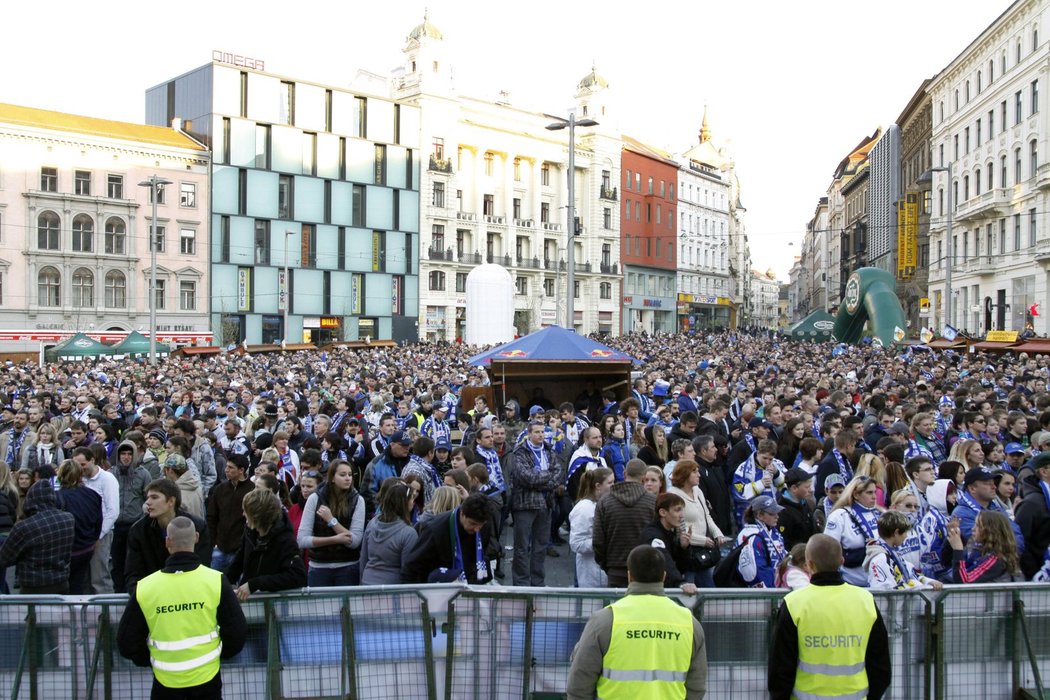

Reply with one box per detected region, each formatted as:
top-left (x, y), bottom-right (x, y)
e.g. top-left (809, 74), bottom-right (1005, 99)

top-left (277, 270), bottom-right (287, 312)
top-left (643, 299), bottom-right (662, 308)
top-left (540, 309), bottom-right (557, 321)
top-left (897, 192), bottom-right (918, 280)
top-left (350, 274), bottom-right (363, 314)
top-left (237, 268), bottom-right (251, 311)
top-left (320, 317), bottom-right (340, 329)
top-left (986, 330), bottom-right (1019, 342)
top-left (212, 50), bottom-right (265, 71)
top-left (623, 296), bottom-right (633, 305)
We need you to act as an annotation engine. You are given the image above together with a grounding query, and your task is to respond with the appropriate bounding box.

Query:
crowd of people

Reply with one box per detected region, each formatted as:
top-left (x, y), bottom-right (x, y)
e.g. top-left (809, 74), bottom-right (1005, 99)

top-left (0, 329), bottom-right (1049, 597)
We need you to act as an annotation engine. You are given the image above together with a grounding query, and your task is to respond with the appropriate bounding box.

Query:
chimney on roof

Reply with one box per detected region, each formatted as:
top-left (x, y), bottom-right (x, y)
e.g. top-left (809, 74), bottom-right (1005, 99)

top-left (171, 117), bottom-right (183, 132)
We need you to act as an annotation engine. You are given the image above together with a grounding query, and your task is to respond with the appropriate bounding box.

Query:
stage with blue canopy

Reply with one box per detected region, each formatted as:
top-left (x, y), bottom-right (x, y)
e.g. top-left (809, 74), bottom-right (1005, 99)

top-left (466, 326), bottom-right (639, 416)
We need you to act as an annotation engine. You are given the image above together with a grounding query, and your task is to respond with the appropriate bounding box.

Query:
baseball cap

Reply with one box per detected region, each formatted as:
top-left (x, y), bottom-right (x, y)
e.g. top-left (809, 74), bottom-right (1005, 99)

top-left (652, 380), bottom-right (670, 397)
top-left (824, 474), bottom-right (846, 491)
top-left (749, 416), bottom-right (773, 430)
top-left (751, 495), bottom-right (784, 514)
top-left (784, 467), bottom-right (813, 487)
top-left (226, 402), bottom-right (239, 410)
top-left (433, 401), bottom-right (448, 413)
top-left (1031, 452), bottom-right (1050, 470)
top-left (264, 404), bottom-right (279, 417)
top-left (528, 405), bottom-right (545, 417)
top-left (390, 430), bottom-right (413, 446)
top-left (887, 422), bottom-right (911, 436)
top-left (427, 567), bottom-right (465, 583)
top-left (1004, 442), bottom-right (1026, 455)
top-left (164, 454), bottom-right (187, 471)
top-left (1033, 431), bottom-right (1050, 449)
top-left (963, 467), bottom-right (995, 488)
top-left (435, 437), bottom-right (452, 451)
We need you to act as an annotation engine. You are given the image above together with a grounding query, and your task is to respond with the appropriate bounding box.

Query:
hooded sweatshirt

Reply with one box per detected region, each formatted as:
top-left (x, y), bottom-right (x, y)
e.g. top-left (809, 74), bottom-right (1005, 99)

top-left (174, 468), bottom-right (205, 520)
top-left (0, 481), bottom-right (75, 588)
top-left (592, 481), bottom-right (657, 580)
top-left (917, 479), bottom-right (954, 578)
top-left (359, 516), bottom-right (419, 584)
top-left (114, 440), bottom-right (152, 525)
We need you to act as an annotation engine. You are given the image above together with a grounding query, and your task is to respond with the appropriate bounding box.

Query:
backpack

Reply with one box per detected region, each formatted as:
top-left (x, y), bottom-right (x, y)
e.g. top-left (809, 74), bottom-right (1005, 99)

top-left (713, 535), bottom-right (753, 588)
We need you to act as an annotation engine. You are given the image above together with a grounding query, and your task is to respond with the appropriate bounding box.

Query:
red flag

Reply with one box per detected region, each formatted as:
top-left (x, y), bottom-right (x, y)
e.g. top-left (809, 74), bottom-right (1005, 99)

top-left (1030, 303), bottom-right (1040, 317)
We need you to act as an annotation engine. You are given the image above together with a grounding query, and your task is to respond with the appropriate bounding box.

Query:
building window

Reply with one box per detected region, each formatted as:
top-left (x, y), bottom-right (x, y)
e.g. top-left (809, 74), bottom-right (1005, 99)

top-left (105, 217), bottom-right (126, 255)
top-left (255, 220), bottom-right (271, 265)
top-left (40, 167), bottom-right (57, 192)
top-left (38, 267), bottom-right (60, 307)
top-left (355, 96), bottom-right (367, 138)
top-left (540, 202), bottom-right (549, 223)
top-left (483, 194), bottom-right (494, 216)
top-left (647, 177), bottom-right (653, 194)
top-left (1016, 91), bottom-right (1023, 125)
top-left (515, 276), bottom-right (527, 295)
top-left (104, 270), bottom-right (126, 308)
top-left (1033, 80), bottom-right (1040, 114)
top-left (484, 152), bottom-right (494, 177)
top-left (352, 185), bottom-right (365, 226)
top-left (600, 282), bottom-right (612, 300)
top-left (456, 229), bottom-right (466, 257)
top-left (72, 268), bottom-right (93, 307)
top-left (988, 162), bottom-right (994, 189)
top-left (433, 137), bottom-right (444, 159)
top-left (603, 207), bottom-right (611, 229)
top-left (279, 81), bottom-right (295, 125)
top-left (541, 163), bottom-right (550, 186)
top-left (433, 182), bottom-right (445, 208)
top-left (953, 135), bottom-right (959, 160)
top-left (432, 224), bottom-right (445, 251)
top-left (625, 169), bottom-right (631, 190)
top-left (1002, 155), bottom-right (1008, 186)
top-left (1031, 207), bottom-right (1038, 247)
top-left (71, 214), bottom-right (93, 252)
top-left (74, 170), bottom-right (91, 196)
top-left (1000, 218), bottom-right (1006, 253)
top-left (154, 279), bottom-right (166, 310)
top-left (180, 228), bottom-right (196, 255)
top-left (976, 120), bottom-right (982, 147)
top-left (513, 198), bottom-right (522, 220)
top-left (278, 175), bottom-right (293, 219)
top-left (256, 124), bottom-right (271, 169)
top-left (513, 157), bottom-right (521, 181)
top-left (455, 272), bottom-right (467, 293)
top-left (180, 280), bottom-right (196, 310)
top-left (107, 174), bottom-right (123, 199)
top-left (37, 211), bottom-right (60, 250)
top-left (1014, 213), bottom-right (1022, 250)
top-left (1002, 101), bottom-right (1007, 133)
top-left (428, 270), bottom-right (445, 291)
top-left (573, 280), bottom-right (580, 299)
top-left (1032, 139), bottom-right (1039, 178)
top-left (544, 278), bottom-right (554, 297)
top-left (150, 224), bottom-right (166, 253)
top-left (179, 182), bottom-right (196, 208)
top-left (1016, 148), bottom-right (1023, 183)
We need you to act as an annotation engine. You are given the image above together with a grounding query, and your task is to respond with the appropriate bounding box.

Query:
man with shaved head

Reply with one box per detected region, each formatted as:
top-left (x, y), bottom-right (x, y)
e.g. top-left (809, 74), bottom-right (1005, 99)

top-left (118, 517), bottom-right (247, 699)
top-left (768, 535), bottom-right (892, 700)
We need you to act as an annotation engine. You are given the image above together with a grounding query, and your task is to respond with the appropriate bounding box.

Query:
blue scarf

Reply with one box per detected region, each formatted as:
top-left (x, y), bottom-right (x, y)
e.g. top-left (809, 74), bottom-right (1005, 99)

top-left (876, 539), bottom-right (911, 589)
top-left (744, 434), bottom-right (756, 453)
top-left (450, 507), bottom-right (487, 582)
top-left (849, 504), bottom-right (878, 539)
top-left (476, 445), bottom-right (506, 493)
top-left (833, 449), bottom-right (853, 483)
top-left (5, 427), bottom-right (27, 466)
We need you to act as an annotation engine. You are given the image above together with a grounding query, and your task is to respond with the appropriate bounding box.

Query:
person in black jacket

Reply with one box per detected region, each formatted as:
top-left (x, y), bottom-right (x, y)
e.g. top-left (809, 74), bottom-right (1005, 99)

top-left (693, 435), bottom-right (733, 537)
top-left (636, 492), bottom-right (697, 593)
top-left (777, 468), bottom-right (815, 550)
top-left (226, 489), bottom-right (306, 600)
top-left (402, 493), bottom-right (492, 584)
top-left (54, 459), bottom-right (102, 594)
top-left (124, 478), bottom-right (211, 590)
top-left (0, 481), bottom-right (74, 594)
top-left (768, 534), bottom-right (891, 700)
top-left (1015, 453), bottom-right (1050, 579)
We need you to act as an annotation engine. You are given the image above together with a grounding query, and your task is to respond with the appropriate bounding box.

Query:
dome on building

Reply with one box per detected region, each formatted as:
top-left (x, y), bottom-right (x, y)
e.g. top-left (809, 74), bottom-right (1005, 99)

top-left (577, 64), bottom-right (609, 91)
top-left (408, 14), bottom-right (443, 41)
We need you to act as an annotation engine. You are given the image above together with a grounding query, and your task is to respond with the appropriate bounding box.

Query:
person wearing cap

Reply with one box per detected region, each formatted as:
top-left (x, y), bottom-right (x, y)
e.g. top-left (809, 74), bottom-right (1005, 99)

top-left (361, 430), bottom-right (413, 516)
top-left (567, 544), bottom-right (707, 700)
top-left (421, 401), bottom-right (451, 446)
top-left (952, 467), bottom-right (1024, 551)
top-left (112, 439), bottom-right (152, 594)
top-left (814, 431), bottom-right (857, 501)
top-left (1003, 442), bottom-right (1028, 476)
top-left (777, 468), bottom-right (815, 550)
top-left (736, 495), bottom-right (787, 588)
top-left (725, 417), bottom-right (772, 473)
top-left (768, 534), bottom-right (891, 700)
top-left (1015, 452), bottom-right (1050, 578)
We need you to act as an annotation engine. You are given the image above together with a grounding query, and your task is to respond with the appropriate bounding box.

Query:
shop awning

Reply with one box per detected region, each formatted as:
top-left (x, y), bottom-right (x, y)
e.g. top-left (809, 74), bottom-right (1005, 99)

top-left (927, 339), bottom-right (968, 350)
top-left (1011, 340), bottom-right (1050, 354)
top-left (971, 340), bottom-right (1022, 352)
top-left (173, 346), bottom-right (222, 356)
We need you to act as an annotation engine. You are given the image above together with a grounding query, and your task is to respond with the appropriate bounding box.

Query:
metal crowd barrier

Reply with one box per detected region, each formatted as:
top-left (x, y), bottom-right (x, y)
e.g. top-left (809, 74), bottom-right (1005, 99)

top-left (1, 583), bottom-right (1048, 700)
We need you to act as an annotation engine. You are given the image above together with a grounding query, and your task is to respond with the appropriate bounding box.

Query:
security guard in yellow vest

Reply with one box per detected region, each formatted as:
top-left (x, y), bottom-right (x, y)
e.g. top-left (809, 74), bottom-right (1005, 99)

top-left (118, 516), bottom-right (247, 699)
top-left (768, 533), bottom-right (892, 700)
top-left (567, 545), bottom-right (707, 699)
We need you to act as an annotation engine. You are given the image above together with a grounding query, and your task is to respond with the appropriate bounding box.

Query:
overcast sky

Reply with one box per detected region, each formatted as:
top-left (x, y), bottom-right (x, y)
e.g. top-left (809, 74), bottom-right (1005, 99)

top-left (2, 0), bottom-right (1009, 279)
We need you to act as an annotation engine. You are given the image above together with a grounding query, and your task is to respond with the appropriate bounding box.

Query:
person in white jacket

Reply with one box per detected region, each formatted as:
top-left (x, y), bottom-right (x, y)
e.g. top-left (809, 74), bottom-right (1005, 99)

top-left (866, 511), bottom-right (943, 591)
top-left (568, 467), bottom-right (613, 588)
top-left (823, 475), bottom-right (881, 586)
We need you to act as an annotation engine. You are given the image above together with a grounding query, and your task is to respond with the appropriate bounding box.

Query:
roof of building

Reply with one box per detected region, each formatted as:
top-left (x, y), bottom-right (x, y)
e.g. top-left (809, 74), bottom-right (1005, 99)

top-left (577, 64), bottom-right (609, 91)
top-left (408, 13), bottom-right (443, 41)
top-left (623, 135), bottom-right (678, 167)
top-left (0, 103), bottom-right (206, 150)
top-left (832, 129), bottom-right (880, 180)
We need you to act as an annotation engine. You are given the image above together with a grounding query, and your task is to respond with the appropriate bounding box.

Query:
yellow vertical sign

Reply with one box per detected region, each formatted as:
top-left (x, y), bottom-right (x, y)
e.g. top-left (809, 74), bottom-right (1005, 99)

top-left (896, 200), bottom-right (908, 280)
top-left (897, 192), bottom-right (918, 279)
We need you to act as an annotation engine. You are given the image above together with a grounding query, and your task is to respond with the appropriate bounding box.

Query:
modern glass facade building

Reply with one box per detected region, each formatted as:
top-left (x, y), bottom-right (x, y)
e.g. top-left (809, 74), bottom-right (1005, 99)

top-left (146, 61), bottom-right (421, 344)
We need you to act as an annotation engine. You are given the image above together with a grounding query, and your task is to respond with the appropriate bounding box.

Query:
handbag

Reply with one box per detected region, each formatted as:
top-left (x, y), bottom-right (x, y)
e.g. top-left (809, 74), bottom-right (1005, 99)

top-left (689, 544), bottom-right (722, 570)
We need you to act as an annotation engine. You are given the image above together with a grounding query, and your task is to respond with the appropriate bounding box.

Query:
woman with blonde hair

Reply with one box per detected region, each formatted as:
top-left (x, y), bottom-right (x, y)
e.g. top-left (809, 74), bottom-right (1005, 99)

top-left (947, 438), bottom-right (985, 472)
top-left (569, 467), bottom-right (614, 588)
top-left (855, 453), bottom-right (887, 508)
top-left (824, 475), bottom-right (881, 586)
top-left (22, 424), bottom-right (62, 473)
top-left (638, 426), bottom-right (670, 468)
top-left (417, 485), bottom-right (462, 529)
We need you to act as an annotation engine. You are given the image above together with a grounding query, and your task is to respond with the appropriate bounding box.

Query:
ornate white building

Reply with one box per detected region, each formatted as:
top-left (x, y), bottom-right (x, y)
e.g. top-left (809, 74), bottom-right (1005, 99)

top-left (928, 0), bottom-right (1049, 335)
top-left (0, 103), bottom-right (211, 352)
top-left (392, 17), bottom-right (622, 339)
top-left (751, 268), bottom-right (781, 329)
top-left (675, 110), bottom-right (735, 330)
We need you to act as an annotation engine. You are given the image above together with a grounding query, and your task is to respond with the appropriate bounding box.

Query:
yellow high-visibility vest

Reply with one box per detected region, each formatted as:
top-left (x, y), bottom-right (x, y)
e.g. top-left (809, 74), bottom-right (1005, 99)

top-left (785, 582), bottom-right (876, 700)
top-left (596, 594), bottom-right (694, 699)
top-left (136, 564), bottom-right (223, 689)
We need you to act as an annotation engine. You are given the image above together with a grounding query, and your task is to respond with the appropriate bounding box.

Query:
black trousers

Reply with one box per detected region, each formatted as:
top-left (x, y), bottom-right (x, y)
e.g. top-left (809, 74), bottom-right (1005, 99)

top-left (151, 673), bottom-right (222, 699)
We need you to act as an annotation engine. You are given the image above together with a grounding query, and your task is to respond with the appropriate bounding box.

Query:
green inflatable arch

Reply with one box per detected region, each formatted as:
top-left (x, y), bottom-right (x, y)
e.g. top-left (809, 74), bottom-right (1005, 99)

top-left (833, 268), bottom-right (907, 347)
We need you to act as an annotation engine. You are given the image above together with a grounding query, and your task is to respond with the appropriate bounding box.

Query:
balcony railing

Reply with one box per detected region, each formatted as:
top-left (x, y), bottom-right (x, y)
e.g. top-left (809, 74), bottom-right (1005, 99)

top-left (484, 214), bottom-right (505, 225)
top-left (599, 262), bottom-right (619, 274)
top-left (427, 247), bottom-right (452, 261)
top-left (428, 156), bottom-right (453, 174)
top-left (515, 256), bottom-right (542, 270)
top-left (514, 218), bottom-right (534, 228)
top-left (542, 222), bottom-right (561, 232)
top-left (600, 186), bottom-right (618, 201)
top-left (456, 211), bottom-right (477, 222)
top-left (462, 251), bottom-right (482, 264)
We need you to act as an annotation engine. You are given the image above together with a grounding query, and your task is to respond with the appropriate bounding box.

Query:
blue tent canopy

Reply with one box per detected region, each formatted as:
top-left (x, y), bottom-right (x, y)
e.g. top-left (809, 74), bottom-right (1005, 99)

top-left (468, 326), bottom-right (638, 366)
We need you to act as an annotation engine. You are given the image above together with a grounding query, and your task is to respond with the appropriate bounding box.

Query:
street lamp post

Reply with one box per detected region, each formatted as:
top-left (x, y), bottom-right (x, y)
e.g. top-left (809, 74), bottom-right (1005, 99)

top-left (920, 162), bottom-right (953, 328)
top-left (547, 112), bottom-right (597, 329)
top-left (138, 176), bottom-right (173, 366)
